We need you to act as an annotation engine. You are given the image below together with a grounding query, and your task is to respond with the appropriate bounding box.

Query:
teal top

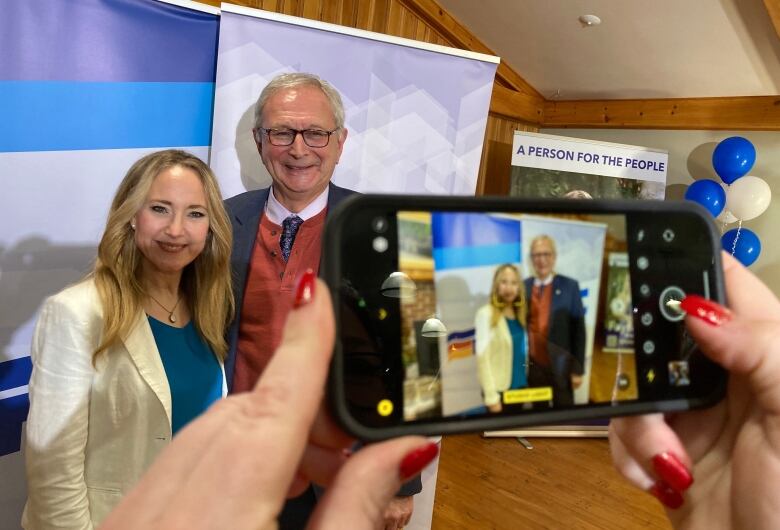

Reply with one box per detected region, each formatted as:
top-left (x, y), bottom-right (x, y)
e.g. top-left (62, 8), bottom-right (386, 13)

top-left (506, 318), bottom-right (528, 389)
top-left (148, 316), bottom-right (222, 435)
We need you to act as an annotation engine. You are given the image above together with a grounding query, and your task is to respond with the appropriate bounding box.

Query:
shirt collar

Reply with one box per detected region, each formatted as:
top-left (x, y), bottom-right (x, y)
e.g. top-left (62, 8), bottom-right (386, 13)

top-left (265, 186), bottom-right (330, 225)
top-left (534, 274), bottom-right (554, 287)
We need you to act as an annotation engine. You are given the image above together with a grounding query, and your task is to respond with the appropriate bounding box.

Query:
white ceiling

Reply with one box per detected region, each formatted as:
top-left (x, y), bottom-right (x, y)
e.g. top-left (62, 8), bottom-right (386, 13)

top-left (437, 0), bottom-right (780, 100)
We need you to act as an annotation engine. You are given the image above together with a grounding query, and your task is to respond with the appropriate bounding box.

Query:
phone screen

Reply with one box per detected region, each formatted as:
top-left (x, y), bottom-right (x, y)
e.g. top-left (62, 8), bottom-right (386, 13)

top-left (331, 201), bottom-right (724, 432)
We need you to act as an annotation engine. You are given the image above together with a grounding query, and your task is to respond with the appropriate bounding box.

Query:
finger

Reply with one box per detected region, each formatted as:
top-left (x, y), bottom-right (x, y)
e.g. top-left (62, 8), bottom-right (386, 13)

top-left (100, 395), bottom-right (237, 526)
top-left (154, 279), bottom-right (337, 528)
top-left (307, 437), bottom-right (436, 530)
top-left (685, 313), bottom-right (780, 414)
top-left (298, 443), bottom-right (349, 489)
top-left (608, 414), bottom-right (691, 491)
top-left (309, 404), bottom-right (355, 451)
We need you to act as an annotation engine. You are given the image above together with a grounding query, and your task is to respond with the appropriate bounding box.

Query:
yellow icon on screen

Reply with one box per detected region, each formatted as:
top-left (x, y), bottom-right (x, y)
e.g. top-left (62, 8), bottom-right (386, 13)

top-left (377, 399), bottom-right (394, 416)
top-left (503, 387), bottom-right (553, 404)
top-left (378, 308), bottom-right (388, 320)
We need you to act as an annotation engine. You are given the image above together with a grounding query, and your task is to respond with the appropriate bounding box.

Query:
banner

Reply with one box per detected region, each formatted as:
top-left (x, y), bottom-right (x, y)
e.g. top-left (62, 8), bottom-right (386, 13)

top-left (210, 4), bottom-right (499, 198)
top-left (415, 213), bottom-right (605, 416)
top-left (511, 131), bottom-right (668, 199)
top-left (0, 0), bottom-right (218, 524)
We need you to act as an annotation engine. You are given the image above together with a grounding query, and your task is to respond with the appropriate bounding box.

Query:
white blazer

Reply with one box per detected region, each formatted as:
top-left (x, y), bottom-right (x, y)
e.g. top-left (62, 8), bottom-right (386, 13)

top-left (23, 280), bottom-right (227, 529)
top-left (474, 304), bottom-right (527, 406)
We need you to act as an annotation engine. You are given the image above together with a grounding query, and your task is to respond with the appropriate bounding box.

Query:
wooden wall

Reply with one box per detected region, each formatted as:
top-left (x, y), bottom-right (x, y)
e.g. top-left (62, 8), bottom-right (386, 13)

top-left (199, 0), bottom-right (539, 195)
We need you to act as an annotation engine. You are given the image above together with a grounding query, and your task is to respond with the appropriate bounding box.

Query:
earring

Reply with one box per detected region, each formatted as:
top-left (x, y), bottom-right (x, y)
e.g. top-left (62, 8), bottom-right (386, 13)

top-left (130, 223), bottom-right (136, 230)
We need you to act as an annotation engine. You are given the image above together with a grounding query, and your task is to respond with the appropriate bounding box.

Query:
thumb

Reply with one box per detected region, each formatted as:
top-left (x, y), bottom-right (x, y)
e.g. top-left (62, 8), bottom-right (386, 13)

top-left (682, 296), bottom-right (780, 414)
top-left (306, 437), bottom-right (437, 529)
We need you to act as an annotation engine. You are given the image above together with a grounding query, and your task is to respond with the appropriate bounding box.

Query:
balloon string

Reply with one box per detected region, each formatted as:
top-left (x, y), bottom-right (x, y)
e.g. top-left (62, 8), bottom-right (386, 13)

top-left (731, 220), bottom-right (742, 256)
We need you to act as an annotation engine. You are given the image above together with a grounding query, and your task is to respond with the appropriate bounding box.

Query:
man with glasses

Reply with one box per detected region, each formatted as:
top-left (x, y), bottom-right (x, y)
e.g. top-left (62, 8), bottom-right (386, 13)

top-left (524, 234), bottom-right (586, 407)
top-left (224, 72), bottom-right (419, 530)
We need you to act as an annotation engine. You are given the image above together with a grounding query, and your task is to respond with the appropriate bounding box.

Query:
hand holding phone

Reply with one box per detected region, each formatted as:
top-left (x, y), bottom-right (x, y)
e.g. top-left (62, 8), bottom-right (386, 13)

top-left (323, 195), bottom-right (727, 440)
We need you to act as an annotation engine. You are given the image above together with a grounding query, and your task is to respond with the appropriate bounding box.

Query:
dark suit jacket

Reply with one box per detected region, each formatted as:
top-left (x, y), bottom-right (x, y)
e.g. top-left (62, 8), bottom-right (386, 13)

top-left (524, 274), bottom-right (586, 379)
top-left (223, 182), bottom-right (420, 519)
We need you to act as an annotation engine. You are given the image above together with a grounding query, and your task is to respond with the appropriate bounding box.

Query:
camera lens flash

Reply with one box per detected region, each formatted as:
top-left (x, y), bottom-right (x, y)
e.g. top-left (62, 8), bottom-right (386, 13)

top-left (373, 236), bottom-right (388, 253)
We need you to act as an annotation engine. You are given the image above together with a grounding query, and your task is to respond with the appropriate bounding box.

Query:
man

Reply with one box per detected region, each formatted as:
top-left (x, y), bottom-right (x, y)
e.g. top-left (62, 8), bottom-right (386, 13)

top-left (524, 235), bottom-right (586, 407)
top-left (224, 73), bottom-right (419, 530)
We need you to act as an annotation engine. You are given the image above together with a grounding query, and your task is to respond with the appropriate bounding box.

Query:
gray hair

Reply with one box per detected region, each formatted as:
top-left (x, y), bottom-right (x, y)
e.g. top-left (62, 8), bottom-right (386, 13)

top-left (563, 189), bottom-right (593, 199)
top-left (254, 72), bottom-right (345, 129)
top-left (530, 234), bottom-right (557, 256)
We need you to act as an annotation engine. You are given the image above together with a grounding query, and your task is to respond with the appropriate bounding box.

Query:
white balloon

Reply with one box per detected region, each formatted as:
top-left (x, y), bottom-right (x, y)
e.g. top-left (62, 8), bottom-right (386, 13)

top-left (726, 175), bottom-right (772, 221)
top-left (717, 208), bottom-right (738, 224)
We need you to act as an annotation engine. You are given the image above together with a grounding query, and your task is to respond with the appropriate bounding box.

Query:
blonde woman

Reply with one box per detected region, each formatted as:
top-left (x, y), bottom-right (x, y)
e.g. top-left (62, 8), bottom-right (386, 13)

top-left (23, 150), bottom-right (234, 529)
top-left (474, 264), bottom-right (529, 413)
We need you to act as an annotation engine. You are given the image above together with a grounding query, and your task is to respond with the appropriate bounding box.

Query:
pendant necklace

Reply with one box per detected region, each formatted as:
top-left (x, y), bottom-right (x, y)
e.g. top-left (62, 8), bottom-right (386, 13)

top-left (147, 293), bottom-right (183, 323)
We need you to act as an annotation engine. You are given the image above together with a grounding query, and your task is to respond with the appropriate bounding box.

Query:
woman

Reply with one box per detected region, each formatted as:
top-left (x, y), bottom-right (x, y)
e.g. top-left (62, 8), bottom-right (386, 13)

top-left (23, 150), bottom-right (234, 528)
top-left (474, 264), bottom-right (529, 413)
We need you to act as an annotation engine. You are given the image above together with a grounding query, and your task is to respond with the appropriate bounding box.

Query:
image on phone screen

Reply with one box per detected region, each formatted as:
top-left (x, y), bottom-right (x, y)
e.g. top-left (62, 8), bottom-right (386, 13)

top-left (330, 200), bottom-right (725, 435)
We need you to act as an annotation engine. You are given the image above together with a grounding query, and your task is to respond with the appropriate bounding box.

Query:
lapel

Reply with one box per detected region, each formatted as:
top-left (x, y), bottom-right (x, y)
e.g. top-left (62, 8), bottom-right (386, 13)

top-left (549, 275), bottom-right (564, 317)
top-left (230, 188), bottom-right (270, 293)
top-left (122, 312), bottom-right (172, 426)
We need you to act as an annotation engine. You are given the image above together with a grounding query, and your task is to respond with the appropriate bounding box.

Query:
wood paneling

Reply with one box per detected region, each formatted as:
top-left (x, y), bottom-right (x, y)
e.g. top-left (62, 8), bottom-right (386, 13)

top-left (764, 0), bottom-right (780, 40)
top-left (544, 96), bottom-right (780, 131)
top-left (476, 115), bottom-right (538, 196)
top-left (434, 434), bottom-right (672, 530)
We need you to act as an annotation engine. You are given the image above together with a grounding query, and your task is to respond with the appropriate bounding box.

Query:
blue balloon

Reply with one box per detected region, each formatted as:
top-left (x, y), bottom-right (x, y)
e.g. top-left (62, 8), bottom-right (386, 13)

top-left (712, 136), bottom-right (756, 185)
top-left (722, 228), bottom-right (761, 266)
top-left (684, 179), bottom-right (726, 217)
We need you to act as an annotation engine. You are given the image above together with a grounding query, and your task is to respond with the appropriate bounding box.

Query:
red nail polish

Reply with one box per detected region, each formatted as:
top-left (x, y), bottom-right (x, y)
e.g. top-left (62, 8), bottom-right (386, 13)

top-left (652, 452), bottom-right (693, 492)
top-left (294, 269), bottom-right (316, 308)
top-left (650, 480), bottom-right (684, 509)
top-left (680, 295), bottom-right (732, 326)
top-left (399, 442), bottom-right (439, 481)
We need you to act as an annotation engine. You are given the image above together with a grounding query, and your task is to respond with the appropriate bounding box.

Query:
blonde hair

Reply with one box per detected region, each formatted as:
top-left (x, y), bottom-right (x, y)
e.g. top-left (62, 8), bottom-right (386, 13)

top-left (489, 264), bottom-right (527, 328)
top-left (91, 149), bottom-right (234, 360)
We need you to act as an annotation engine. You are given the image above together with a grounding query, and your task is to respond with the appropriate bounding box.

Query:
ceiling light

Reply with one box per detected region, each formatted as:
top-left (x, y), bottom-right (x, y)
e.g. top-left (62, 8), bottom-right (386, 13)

top-left (421, 316), bottom-right (447, 338)
top-left (579, 14), bottom-right (601, 27)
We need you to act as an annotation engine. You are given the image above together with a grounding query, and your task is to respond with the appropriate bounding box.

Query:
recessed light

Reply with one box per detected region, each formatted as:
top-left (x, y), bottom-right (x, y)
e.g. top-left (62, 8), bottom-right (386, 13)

top-left (579, 14), bottom-right (601, 27)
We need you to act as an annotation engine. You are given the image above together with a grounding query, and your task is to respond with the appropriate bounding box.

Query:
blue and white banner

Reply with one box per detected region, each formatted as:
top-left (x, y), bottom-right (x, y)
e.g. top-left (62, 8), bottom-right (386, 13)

top-left (431, 213), bottom-right (522, 416)
top-left (210, 4), bottom-right (499, 198)
top-left (430, 213), bottom-right (606, 415)
top-left (0, 0), bottom-right (218, 523)
top-left (512, 131), bottom-right (669, 183)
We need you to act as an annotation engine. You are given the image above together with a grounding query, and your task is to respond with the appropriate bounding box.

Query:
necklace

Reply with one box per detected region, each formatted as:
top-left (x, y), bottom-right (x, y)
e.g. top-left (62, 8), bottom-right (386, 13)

top-left (147, 293), bottom-right (183, 323)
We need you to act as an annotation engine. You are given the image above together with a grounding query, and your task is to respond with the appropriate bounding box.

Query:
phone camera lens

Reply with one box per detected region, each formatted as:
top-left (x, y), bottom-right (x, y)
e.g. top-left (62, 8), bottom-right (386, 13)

top-left (371, 216), bottom-right (388, 233)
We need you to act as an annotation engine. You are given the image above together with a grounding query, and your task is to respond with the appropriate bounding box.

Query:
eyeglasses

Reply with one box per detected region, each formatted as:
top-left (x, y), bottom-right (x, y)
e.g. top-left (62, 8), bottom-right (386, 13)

top-left (531, 251), bottom-right (554, 260)
top-left (254, 127), bottom-right (339, 148)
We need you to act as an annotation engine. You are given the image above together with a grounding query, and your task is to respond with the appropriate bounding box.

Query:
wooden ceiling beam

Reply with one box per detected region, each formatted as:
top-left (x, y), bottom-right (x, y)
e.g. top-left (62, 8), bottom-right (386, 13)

top-left (763, 0), bottom-right (780, 40)
top-left (489, 84), bottom-right (544, 125)
top-left (543, 96), bottom-right (780, 130)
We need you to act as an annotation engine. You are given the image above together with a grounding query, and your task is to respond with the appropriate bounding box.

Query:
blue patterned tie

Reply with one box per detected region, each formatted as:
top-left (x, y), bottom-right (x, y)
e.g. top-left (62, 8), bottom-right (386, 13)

top-left (280, 215), bottom-right (303, 262)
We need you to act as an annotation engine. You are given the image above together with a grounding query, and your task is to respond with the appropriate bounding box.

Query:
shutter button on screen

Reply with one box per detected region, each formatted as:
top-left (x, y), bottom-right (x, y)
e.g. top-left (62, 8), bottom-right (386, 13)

top-left (659, 286), bottom-right (686, 322)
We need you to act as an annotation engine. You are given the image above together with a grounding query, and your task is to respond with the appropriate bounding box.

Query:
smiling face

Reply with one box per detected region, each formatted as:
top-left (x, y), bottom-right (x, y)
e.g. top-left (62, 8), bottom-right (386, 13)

top-left (131, 165), bottom-right (210, 279)
top-left (495, 266), bottom-right (521, 305)
top-left (256, 85), bottom-right (348, 211)
top-left (530, 237), bottom-right (556, 280)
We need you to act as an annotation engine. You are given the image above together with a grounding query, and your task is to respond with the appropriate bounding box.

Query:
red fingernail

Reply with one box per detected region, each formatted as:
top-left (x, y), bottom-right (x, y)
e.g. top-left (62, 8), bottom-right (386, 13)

top-left (650, 480), bottom-right (684, 509)
top-left (680, 295), bottom-right (732, 327)
top-left (652, 452), bottom-right (693, 492)
top-left (399, 442), bottom-right (439, 481)
top-left (294, 269), bottom-right (316, 308)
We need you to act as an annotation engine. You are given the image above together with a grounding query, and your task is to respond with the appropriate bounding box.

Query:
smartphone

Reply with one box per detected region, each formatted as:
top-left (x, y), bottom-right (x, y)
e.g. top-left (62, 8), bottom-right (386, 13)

top-left (323, 194), bottom-right (727, 440)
